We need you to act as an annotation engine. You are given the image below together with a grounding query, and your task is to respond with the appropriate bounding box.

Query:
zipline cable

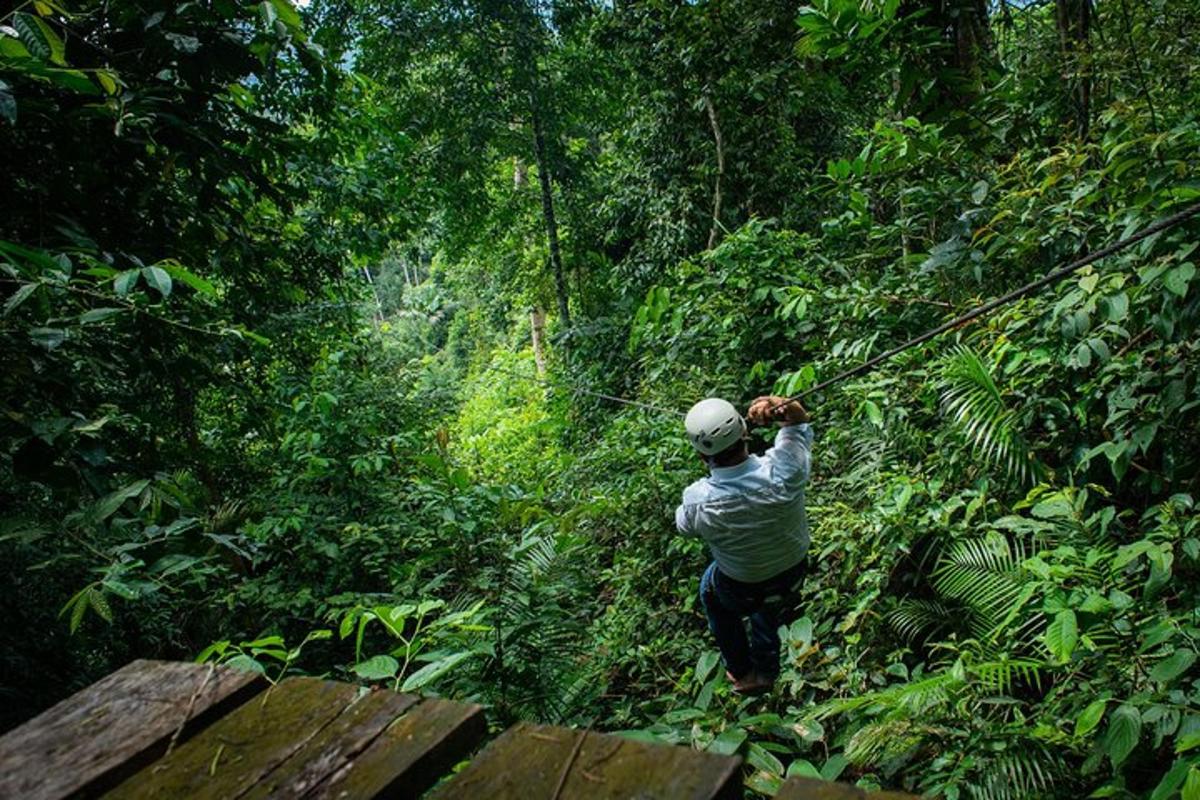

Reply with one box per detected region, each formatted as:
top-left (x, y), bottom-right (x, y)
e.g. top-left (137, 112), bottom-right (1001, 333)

top-left (478, 201), bottom-right (1200, 419)
top-left (768, 199), bottom-right (1200, 412)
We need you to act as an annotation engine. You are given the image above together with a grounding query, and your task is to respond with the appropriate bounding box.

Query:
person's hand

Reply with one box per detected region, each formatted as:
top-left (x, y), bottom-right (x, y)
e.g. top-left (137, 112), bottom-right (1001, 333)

top-left (747, 395), bottom-right (809, 426)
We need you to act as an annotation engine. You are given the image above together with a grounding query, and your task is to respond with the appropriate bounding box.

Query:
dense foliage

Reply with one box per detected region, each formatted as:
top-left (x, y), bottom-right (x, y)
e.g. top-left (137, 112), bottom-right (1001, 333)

top-left (3, 0), bottom-right (1200, 797)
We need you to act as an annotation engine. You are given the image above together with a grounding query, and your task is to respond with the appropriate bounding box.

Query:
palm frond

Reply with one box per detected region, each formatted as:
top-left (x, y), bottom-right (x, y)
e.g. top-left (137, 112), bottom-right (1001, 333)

top-left (936, 345), bottom-right (1042, 485)
top-left (887, 598), bottom-right (957, 643)
top-left (968, 743), bottom-right (1069, 800)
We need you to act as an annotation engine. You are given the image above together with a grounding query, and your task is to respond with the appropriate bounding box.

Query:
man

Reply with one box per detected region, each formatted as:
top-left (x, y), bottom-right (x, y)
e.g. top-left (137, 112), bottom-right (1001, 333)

top-left (675, 395), bottom-right (812, 694)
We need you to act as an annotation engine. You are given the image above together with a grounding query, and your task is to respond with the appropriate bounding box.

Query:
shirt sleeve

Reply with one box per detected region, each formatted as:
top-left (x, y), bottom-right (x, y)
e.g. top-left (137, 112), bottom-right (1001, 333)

top-left (764, 423), bottom-right (813, 488)
top-left (675, 503), bottom-right (695, 536)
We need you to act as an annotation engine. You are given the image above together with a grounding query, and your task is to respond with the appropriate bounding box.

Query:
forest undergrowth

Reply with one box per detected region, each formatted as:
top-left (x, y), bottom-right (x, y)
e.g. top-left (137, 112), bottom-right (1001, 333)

top-left (3, 0), bottom-right (1200, 797)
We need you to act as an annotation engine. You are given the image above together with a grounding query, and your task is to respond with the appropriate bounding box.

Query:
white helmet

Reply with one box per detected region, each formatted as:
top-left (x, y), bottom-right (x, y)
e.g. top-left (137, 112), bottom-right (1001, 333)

top-left (685, 398), bottom-right (746, 456)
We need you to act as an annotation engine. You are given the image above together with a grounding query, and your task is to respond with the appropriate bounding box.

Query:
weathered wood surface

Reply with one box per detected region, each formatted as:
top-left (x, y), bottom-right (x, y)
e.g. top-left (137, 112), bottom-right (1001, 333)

top-left (104, 677), bottom-right (367, 798)
top-left (0, 658), bottom-right (263, 800)
top-left (432, 720), bottom-right (743, 800)
top-left (776, 776), bottom-right (915, 799)
top-left (308, 696), bottom-right (486, 800)
top-left (105, 676), bottom-right (486, 800)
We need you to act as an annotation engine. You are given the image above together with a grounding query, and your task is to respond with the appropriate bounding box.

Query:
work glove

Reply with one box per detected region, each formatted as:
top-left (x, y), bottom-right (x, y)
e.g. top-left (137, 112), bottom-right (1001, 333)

top-left (747, 395), bottom-right (809, 426)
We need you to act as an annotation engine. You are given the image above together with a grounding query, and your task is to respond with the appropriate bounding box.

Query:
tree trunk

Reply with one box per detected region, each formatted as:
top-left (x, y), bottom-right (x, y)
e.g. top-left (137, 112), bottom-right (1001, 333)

top-left (1056, 0), bottom-right (1092, 139)
top-left (703, 91), bottom-right (725, 251)
top-left (529, 307), bottom-right (547, 375)
top-left (529, 86), bottom-right (571, 333)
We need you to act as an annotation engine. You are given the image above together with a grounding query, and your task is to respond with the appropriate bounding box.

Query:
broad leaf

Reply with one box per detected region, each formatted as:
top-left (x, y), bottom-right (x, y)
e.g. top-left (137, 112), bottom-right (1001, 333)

top-left (352, 654), bottom-right (399, 681)
top-left (1102, 705), bottom-right (1141, 768)
top-left (1076, 699), bottom-right (1107, 737)
top-left (400, 651), bottom-right (472, 691)
top-left (141, 266), bottom-right (172, 296)
top-left (1150, 649), bottom-right (1196, 684)
top-left (1046, 609), bottom-right (1078, 662)
top-left (4, 282), bottom-right (39, 315)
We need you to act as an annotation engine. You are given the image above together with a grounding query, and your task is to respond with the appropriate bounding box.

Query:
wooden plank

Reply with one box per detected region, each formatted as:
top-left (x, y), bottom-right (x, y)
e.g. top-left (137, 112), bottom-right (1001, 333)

top-left (307, 697), bottom-right (487, 800)
top-left (237, 688), bottom-right (423, 799)
top-left (103, 677), bottom-right (368, 799)
top-left (776, 778), bottom-right (868, 800)
top-left (776, 777), bottom-right (915, 800)
top-left (431, 721), bottom-right (742, 800)
top-left (0, 658), bottom-right (263, 800)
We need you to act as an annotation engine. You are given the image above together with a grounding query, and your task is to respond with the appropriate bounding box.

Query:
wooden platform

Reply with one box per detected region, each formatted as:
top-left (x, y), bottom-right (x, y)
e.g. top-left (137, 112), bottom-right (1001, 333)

top-left (0, 659), bottom-right (911, 799)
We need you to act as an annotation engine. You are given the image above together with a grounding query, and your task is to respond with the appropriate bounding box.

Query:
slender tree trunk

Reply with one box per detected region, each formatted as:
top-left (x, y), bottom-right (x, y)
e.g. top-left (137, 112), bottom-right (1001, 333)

top-left (529, 307), bottom-right (547, 375)
top-left (1056, 0), bottom-right (1092, 139)
top-left (362, 265), bottom-right (383, 325)
top-left (703, 91), bottom-right (725, 251)
top-left (529, 87), bottom-right (571, 333)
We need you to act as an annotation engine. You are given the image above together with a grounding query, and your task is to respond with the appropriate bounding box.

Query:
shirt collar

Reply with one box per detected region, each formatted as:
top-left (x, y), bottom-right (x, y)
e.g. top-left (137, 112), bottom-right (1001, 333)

top-left (709, 455), bottom-right (759, 482)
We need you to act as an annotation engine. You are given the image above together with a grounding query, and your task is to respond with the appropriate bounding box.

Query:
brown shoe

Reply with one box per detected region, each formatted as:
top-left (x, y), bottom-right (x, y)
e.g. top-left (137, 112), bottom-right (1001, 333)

top-left (727, 670), bottom-right (774, 695)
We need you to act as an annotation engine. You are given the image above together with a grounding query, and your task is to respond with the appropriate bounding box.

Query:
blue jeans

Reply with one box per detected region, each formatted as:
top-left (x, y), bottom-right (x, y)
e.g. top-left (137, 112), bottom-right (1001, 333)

top-left (699, 559), bottom-right (807, 680)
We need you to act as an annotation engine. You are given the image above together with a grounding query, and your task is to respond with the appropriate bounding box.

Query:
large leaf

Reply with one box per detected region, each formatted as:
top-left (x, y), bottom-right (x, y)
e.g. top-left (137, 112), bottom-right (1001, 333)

top-left (695, 650), bottom-right (720, 685)
top-left (352, 655), bottom-right (398, 681)
top-left (1150, 649), bottom-right (1196, 684)
top-left (707, 727), bottom-right (747, 756)
top-left (400, 651), bottom-right (472, 691)
top-left (4, 282), bottom-right (39, 315)
top-left (91, 479), bottom-right (150, 521)
top-left (1101, 705), bottom-right (1141, 768)
top-left (141, 266), bottom-right (172, 297)
top-left (1045, 609), bottom-right (1078, 662)
top-left (1075, 699), bottom-right (1107, 737)
top-left (0, 78), bottom-right (15, 124)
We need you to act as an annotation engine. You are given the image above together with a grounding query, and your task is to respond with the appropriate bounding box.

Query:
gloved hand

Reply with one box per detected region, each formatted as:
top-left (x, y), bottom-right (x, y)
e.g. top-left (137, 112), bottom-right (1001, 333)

top-left (747, 395), bottom-right (809, 426)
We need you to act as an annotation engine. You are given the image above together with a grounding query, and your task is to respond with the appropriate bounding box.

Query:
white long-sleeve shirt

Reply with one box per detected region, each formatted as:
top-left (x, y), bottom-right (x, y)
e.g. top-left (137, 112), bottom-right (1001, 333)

top-left (674, 424), bottom-right (813, 583)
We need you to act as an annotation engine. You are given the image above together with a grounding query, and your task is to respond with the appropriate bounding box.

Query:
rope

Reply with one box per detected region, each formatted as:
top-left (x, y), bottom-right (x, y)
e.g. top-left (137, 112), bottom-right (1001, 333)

top-left (768, 199), bottom-right (1200, 411)
top-left (473, 201), bottom-right (1200, 419)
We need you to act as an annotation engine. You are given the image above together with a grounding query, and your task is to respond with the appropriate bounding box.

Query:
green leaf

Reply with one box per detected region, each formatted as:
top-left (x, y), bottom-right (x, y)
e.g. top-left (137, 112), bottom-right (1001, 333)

top-left (970, 180), bottom-right (988, 204)
top-left (79, 307), bottom-right (125, 324)
top-left (0, 79), bottom-right (15, 124)
top-left (707, 728), bottom-right (747, 756)
top-left (1164, 263), bottom-right (1195, 297)
top-left (13, 13), bottom-right (51, 60)
top-left (224, 654), bottom-right (266, 674)
top-left (821, 753), bottom-right (849, 782)
top-left (95, 70), bottom-right (118, 95)
top-left (91, 479), bottom-right (150, 521)
top-left (1102, 705), bottom-right (1141, 768)
top-left (87, 587), bottom-right (113, 622)
top-left (352, 654), bottom-right (398, 681)
top-left (141, 266), bottom-right (172, 297)
top-left (195, 640), bottom-right (230, 663)
top-left (746, 743), bottom-right (784, 776)
top-left (400, 651), bottom-right (472, 691)
top-left (1184, 767), bottom-right (1200, 800)
top-left (1076, 699), bottom-right (1108, 737)
top-left (114, 269), bottom-right (140, 296)
top-left (29, 327), bottom-right (65, 350)
top-left (4, 282), bottom-right (39, 315)
top-left (268, 0), bottom-right (302, 30)
top-left (28, 14), bottom-right (66, 64)
top-left (1046, 609), bottom-right (1078, 662)
top-left (1178, 733), bottom-right (1200, 754)
top-left (695, 650), bottom-right (720, 685)
top-left (159, 261), bottom-right (216, 296)
top-left (785, 759), bottom-right (821, 779)
top-left (1151, 758), bottom-right (1195, 800)
top-left (1150, 649), bottom-right (1196, 684)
